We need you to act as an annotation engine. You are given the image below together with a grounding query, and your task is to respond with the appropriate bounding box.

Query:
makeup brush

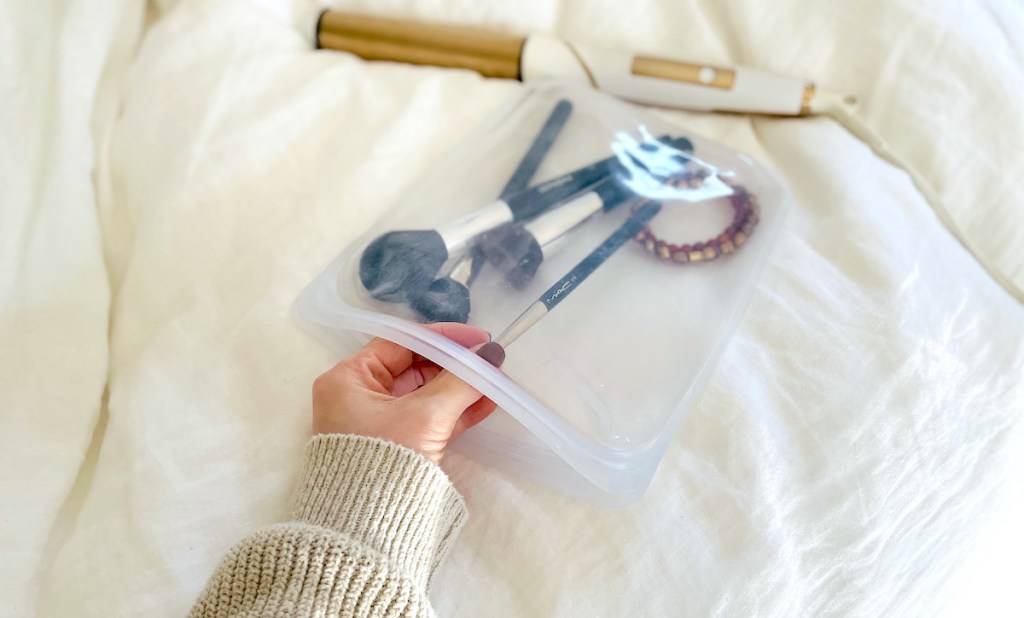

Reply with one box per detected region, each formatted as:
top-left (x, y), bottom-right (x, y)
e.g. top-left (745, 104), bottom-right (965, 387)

top-left (359, 138), bottom-right (628, 303)
top-left (478, 177), bottom-right (633, 289)
top-left (408, 100), bottom-right (573, 323)
top-left (499, 100), bottom-right (573, 198)
top-left (408, 247), bottom-right (483, 323)
top-left (479, 136), bottom-right (692, 288)
top-left (492, 200), bottom-right (663, 349)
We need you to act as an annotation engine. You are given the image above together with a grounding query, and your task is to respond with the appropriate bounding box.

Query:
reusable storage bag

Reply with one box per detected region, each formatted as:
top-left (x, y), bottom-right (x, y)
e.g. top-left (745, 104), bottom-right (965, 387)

top-left (294, 82), bottom-right (791, 503)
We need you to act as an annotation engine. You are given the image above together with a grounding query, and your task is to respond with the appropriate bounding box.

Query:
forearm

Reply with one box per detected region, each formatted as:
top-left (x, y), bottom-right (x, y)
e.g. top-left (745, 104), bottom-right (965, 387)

top-left (189, 435), bottom-right (467, 618)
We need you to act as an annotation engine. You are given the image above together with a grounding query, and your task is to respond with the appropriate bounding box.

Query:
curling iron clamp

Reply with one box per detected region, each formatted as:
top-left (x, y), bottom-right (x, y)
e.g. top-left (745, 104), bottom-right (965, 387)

top-left (315, 10), bottom-right (854, 116)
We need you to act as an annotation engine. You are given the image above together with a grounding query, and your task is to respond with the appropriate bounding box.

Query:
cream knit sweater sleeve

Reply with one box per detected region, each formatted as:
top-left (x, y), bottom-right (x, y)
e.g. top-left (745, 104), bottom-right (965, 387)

top-left (188, 434), bottom-right (468, 618)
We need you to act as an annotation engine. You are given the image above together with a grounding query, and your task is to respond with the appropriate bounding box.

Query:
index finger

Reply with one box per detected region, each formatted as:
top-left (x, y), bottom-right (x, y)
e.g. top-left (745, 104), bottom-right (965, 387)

top-left (422, 322), bottom-right (490, 348)
top-left (359, 337), bottom-right (416, 377)
top-left (361, 322), bottom-right (490, 377)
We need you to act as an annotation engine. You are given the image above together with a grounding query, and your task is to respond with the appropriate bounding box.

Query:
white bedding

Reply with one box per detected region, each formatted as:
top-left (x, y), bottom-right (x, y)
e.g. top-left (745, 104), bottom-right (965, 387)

top-left (4, 0), bottom-right (1024, 616)
top-left (0, 0), bottom-right (143, 613)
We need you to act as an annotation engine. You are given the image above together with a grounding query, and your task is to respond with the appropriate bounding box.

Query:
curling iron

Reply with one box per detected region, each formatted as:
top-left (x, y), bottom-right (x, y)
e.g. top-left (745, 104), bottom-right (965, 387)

top-left (315, 9), bottom-right (853, 116)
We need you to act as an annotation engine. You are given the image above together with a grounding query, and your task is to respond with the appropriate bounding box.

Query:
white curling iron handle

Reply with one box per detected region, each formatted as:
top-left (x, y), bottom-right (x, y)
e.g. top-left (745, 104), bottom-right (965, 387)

top-left (521, 33), bottom-right (820, 116)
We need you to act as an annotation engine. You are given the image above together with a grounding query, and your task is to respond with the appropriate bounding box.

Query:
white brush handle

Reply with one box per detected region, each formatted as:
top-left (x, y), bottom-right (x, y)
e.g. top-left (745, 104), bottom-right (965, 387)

top-left (436, 200), bottom-right (514, 251)
top-left (523, 192), bottom-right (604, 248)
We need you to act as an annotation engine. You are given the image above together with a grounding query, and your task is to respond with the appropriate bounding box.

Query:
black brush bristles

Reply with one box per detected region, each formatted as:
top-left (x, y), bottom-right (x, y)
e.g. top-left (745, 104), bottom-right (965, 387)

top-left (477, 224), bottom-right (544, 290)
top-left (358, 230), bottom-right (448, 302)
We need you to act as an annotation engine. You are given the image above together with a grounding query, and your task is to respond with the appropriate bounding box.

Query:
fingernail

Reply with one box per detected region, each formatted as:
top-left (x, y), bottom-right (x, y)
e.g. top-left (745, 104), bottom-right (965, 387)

top-left (476, 341), bottom-right (505, 367)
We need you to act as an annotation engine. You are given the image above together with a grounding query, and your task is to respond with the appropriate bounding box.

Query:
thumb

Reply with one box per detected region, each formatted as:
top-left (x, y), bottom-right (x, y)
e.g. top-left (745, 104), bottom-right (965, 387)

top-left (405, 369), bottom-right (484, 423)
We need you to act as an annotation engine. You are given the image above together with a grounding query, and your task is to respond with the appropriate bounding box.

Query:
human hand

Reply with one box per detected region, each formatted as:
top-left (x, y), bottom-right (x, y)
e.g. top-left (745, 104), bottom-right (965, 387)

top-left (311, 323), bottom-right (502, 463)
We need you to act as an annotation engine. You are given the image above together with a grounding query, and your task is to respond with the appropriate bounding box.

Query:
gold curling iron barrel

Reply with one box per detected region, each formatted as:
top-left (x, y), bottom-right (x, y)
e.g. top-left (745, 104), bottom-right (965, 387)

top-left (315, 10), bottom-right (853, 116)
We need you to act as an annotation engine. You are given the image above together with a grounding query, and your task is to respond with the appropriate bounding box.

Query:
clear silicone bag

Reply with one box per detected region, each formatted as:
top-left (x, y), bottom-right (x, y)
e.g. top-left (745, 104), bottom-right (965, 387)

top-left (294, 82), bottom-right (791, 503)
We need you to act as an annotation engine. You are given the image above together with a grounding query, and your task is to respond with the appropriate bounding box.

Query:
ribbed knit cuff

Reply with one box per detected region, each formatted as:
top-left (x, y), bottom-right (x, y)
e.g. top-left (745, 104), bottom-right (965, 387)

top-left (290, 434), bottom-right (468, 590)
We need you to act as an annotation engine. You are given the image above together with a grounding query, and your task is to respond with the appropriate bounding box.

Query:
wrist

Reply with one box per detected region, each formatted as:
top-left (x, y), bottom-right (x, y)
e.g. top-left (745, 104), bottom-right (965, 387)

top-left (290, 434), bottom-right (467, 589)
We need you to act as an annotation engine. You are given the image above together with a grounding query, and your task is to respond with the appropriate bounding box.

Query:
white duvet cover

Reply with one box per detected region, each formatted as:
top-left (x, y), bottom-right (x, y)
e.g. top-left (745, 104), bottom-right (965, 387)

top-left (0, 0), bottom-right (143, 614)
top-left (4, 0), bottom-right (1023, 616)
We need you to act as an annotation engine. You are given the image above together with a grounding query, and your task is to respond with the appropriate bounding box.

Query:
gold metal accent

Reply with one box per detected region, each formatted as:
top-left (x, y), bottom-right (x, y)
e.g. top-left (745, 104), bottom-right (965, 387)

top-left (702, 246), bottom-right (717, 261)
top-left (632, 56), bottom-right (735, 89)
top-left (800, 83), bottom-right (815, 115)
top-left (317, 10), bottom-right (524, 79)
top-left (688, 250), bottom-right (704, 262)
top-left (494, 302), bottom-right (548, 348)
top-left (658, 245), bottom-right (671, 259)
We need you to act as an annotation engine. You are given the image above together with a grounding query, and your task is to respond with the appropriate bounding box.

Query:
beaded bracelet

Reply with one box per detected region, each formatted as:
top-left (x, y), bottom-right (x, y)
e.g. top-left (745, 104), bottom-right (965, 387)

top-left (633, 172), bottom-right (759, 263)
